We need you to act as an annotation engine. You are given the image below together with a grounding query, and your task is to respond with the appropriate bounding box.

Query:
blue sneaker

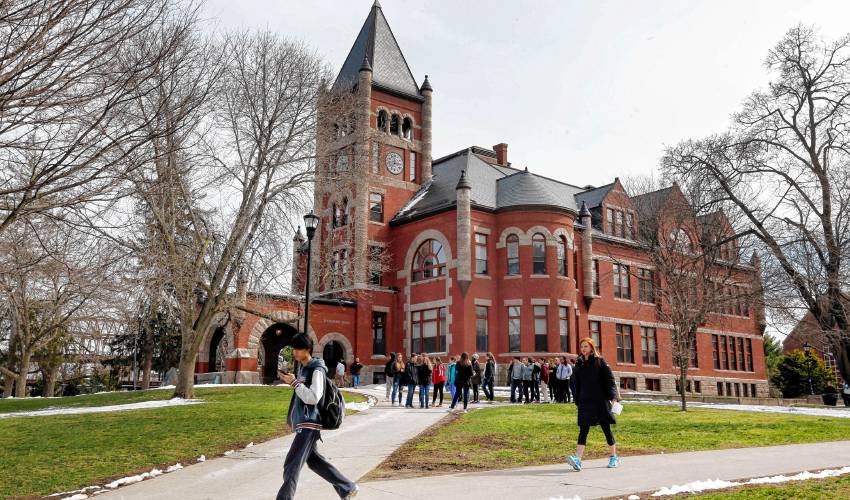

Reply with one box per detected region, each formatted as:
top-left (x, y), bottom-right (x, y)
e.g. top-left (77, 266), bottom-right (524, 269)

top-left (608, 455), bottom-right (620, 468)
top-left (566, 455), bottom-right (582, 471)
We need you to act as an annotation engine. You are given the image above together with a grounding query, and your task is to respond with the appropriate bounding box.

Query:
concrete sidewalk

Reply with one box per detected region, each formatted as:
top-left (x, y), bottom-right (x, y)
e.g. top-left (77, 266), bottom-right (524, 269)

top-left (96, 387), bottom-right (446, 500)
top-left (361, 440), bottom-right (850, 500)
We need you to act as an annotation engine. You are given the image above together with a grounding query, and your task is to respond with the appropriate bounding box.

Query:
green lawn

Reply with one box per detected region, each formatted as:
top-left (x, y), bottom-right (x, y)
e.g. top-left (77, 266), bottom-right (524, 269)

top-left (0, 386), bottom-right (366, 499)
top-left (693, 473), bottom-right (850, 499)
top-left (366, 403), bottom-right (850, 479)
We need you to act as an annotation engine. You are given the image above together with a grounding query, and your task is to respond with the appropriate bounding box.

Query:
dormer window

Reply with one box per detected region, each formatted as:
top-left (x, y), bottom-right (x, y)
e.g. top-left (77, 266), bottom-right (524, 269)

top-left (402, 117), bottom-right (413, 140)
top-left (605, 207), bottom-right (635, 240)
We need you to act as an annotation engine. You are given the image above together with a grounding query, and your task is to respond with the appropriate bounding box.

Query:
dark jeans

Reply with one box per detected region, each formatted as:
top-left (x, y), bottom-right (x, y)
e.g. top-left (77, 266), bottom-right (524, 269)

top-left (432, 382), bottom-right (445, 405)
top-left (392, 376), bottom-right (403, 404)
top-left (577, 423), bottom-right (615, 446)
top-left (548, 378), bottom-right (557, 401)
top-left (405, 384), bottom-right (416, 407)
top-left (522, 380), bottom-right (531, 403)
top-left (450, 385), bottom-right (470, 410)
top-left (277, 428), bottom-right (355, 500)
top-left (482, 378), bottom-right (494, 401)
top-left (564, 378), bottom-right (572, 402)
top-left (510, 378), bottom-right (522, 402)
top-left (531, 380), bottom-right (540, 402)
top-left (472, 383), bottom-right (480, 402)
top-left (419, 383), bottom-right (430, 408)
top-left (843, 393), bottom-right (850, 407)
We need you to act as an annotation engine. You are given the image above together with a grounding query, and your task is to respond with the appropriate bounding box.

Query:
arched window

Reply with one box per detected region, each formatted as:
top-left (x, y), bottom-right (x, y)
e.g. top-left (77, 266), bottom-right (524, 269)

top-left (411, 239), bottom-right (446, 282)
top-left (557, 235), bottom-right (568, 277)
top-left (390, 114), bottom-right (400, 135)
top-left (669, 229), bottom-right (693, 253)
top-left (402, 117), bottom-right (413, 140)
top-left (333, 198), bottom-right (348, 227)
top-left (506, 234), bottom-right (520, 275)
top-left (532, 233), bottom-right (546, 274)
top-left (377, 110), bottom-right (388, 132)
top-left (332, 203), bottom-right (339, 227)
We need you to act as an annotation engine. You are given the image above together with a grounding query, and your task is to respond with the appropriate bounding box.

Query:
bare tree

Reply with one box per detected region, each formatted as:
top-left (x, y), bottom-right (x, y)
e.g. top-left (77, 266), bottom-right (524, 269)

top-left (663, 25), bottom-right (850, 383)
top-left (0, 0), bottom-right (190, 235)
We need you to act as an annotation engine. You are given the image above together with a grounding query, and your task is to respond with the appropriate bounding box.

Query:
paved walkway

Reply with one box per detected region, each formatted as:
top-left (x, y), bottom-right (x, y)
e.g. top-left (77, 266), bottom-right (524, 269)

top-left (97, 387), bottom-right (445, 500)
top-left (361, 441), bottom-right (850, 499)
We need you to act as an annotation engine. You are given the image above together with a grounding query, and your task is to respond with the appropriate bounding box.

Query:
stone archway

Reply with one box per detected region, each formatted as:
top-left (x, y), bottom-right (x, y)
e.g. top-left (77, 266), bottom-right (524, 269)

top-left (209, 327), bottom-right (227, 373)
top-left (318, 332), bottom-right (354, 371)
top-left (259, 323), bottom-right (299, 384)
top-left (246, 310), bottom-right (320, 358)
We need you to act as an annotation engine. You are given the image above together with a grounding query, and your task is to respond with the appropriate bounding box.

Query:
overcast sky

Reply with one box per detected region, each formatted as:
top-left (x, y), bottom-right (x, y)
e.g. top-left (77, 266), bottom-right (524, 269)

top-left (205, 0), bottom-right (850, 189)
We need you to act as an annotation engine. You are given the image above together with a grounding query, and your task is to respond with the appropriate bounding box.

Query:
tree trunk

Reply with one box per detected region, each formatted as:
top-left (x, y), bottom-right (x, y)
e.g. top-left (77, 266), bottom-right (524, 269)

top-left (45, 366), bottom-right (59, 397)
top-left (2, 376), bottom-right (12, 398)
top-left (142, 344), bottom-right (153, 390)
top-left (15, 349), bottom-right (31, 398)
top-left (174, 344), bottom-right (197, 399)
top-left (679, 364), bottom-right (688, 412)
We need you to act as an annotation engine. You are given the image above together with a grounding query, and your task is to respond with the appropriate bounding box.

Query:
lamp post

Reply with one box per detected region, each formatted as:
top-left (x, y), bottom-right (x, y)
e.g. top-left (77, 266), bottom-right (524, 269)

top-left (302, 211), bottom-right (320, 339)
top-left (803, 342), bottom-right (814, 395)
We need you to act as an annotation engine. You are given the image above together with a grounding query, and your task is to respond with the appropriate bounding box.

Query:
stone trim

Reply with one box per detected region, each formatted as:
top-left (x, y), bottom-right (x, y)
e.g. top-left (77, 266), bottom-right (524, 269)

top-left (530, 298), bottom-right (551, 305)
top-left (557, 299), bottom-right (572, 307)
top-left (474, 298), bottom-right (493, 306)
top-left (503, 299), bottom-right (523, 306)
top-left (372, 305), bottom-right (391, 313)
top-left (318, 332), bottom-right (354, 365)
top-left (473, 226), bottom-right (492, 234)
top-left (409, 298), bottom-right (451, 311)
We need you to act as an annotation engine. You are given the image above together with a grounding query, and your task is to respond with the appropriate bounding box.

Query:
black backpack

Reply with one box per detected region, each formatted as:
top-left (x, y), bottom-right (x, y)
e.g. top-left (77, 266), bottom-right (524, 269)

top-left (318, 374), bottom-right (346, 430)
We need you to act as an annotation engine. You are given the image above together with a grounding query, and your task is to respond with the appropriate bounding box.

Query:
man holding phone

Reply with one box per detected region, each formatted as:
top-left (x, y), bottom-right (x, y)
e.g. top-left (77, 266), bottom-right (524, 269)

top-left (276, 333), bottom-right (358, 499)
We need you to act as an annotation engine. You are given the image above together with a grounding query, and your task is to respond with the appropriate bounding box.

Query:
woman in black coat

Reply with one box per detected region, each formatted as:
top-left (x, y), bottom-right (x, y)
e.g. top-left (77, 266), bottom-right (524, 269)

top-left (449, 352), bottom-right (474, 412)
top-left (566, 338), bottom-right (620, 472)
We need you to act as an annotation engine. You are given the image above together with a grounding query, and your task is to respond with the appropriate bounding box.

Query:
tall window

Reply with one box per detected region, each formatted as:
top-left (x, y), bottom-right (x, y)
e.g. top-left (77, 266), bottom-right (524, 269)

top-left (641, 327), bottom-right (658, 365)
top-left (613, 263), bottom-right (630, 299)
top-left (559, 306), bottom-right (569, 351)
top-left (409, 151), bottom-right (416, 181)
top-left (412, 307), bottom-right (446, 353)
top-left (616, 324), bottom-right (634, 363)
top-left (369, 193), bottom-right (384, 223)
top-left (506, 234), bottom-right (520, 275)
top-left (557, 236), bottom-right (568, 276)
top-left (712, 335), bottom-right (720, 369)
top-left (333, 198), bottom-right (349, 227)
top-left (369, 245), bottom-right (382, 286)
top-left (737, 337), bottom-right (745, 371)
top-left (615, 210), bottom-right (624, 238)
top-left (729, 336), bottom-right (738, 370)
top-left (534, 306), bottom-right (548, 352)
top-left (475, 233), bottom-right (488, 274)
top-left (590, 320), bottom-right (601, 349)
top-left (606, 208), bottom-right (614, 235)
top-left (720, 335), bottom-right (728, 370)
top-left (390, 113), bottom-right (400, 135)
top-left (746, 338), bottom-right (753, 372)
top-left (626, 212), bottom-right (635, 239)
top-left (411, 239), bottom-right (446, 282)
top-left (377, 110), bottom-right (388, 132)
top-left (476, 306), bottom-right (489, 352)
top-left (606, 208), bottom-right (633, 239)
top-left (372, 312), bottom-right (386, 355)
top-left (508, 306), bottom-right (521, 352)
top-left (532, 233), bottom-right (546, 274)
top-left (592, 259), bottom-right (600, 295)
top-left (402, 117), bottom-right (413, 140)
top-left (638, 269), bottom-right (654, 303)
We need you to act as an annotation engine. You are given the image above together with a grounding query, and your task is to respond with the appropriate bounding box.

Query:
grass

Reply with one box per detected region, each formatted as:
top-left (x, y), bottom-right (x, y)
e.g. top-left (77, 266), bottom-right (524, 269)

top-left (692, 473), bottom-right (850, 499)
top-left (366, 403), bottom-right (850, 479)
top-left (0, 386), bottom-right (366, 499)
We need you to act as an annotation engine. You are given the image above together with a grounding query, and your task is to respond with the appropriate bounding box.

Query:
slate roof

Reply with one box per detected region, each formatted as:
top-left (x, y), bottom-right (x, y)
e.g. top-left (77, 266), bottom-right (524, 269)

top-left (391, 147), bottom-right (595, 225)
top-left (574, 182), bottom-right (614, 209)
top-left (333, 1), bottom-right (422, 100)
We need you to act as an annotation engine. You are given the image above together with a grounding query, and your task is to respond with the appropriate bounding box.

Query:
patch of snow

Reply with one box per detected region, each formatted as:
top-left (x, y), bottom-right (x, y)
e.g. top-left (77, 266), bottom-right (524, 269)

top-left (61, 495), bottom-right (88, 500)
top-left (394, 182), bottom-right (432, 217)
top-left (630, 399), bottom-right (850, 419)
top-left (154, 383), bottom-right (262, 390)
top-left (224, 450), bottom-right (235, 456)
top-left (197, 455), bottom-right (206, 462)
top-left (165, 463), bottom-right (183, 473)
top-left (628, 495), bottom-right (641, 500)
top-left (0, 398), bottom-right (204, 419)
top-left (346, 402), bottom-right (372, 412)
top-left (149, 468), bottom-right (163, 478)
top-left (649, 466), bottom-right (850, 497)
top-left (105, 472), bottom-right (153, 489)
top-left (549, 496), bottom-right (582, 500)
top-left (245, 442), bottom-right (254, 448)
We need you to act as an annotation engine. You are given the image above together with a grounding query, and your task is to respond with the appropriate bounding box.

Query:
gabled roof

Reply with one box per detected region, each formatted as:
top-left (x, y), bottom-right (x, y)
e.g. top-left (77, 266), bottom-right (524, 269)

top-left (574, 182), bottom-right (614, 209)
top-left (631, 185), bottom-right (675, 220)
top-left (333, 1), bottom-right (422, 100)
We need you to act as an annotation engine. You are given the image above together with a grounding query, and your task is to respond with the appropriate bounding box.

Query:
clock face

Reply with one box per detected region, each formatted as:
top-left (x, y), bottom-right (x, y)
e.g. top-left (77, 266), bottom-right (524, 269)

top-left (336, 156), bottom-right (348, 172)
top-left (386, 152), bottom-right (403, 175)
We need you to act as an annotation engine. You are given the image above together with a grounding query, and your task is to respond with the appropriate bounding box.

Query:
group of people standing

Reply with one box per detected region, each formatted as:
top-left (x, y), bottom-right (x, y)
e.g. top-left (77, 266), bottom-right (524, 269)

top-left (383, 352), bottom-right (497, 413)
top-left (507, 355), bottom-right (576, 404)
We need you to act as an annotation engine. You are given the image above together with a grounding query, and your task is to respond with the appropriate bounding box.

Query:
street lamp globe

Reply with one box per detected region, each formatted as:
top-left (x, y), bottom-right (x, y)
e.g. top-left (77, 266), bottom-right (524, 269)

top-left (303, 210), bottom-right (319, 239)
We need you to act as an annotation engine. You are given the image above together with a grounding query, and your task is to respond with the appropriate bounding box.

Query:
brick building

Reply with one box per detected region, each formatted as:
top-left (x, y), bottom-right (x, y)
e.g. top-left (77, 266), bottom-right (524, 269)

top-left (195, 2), bottom-right (769, 397)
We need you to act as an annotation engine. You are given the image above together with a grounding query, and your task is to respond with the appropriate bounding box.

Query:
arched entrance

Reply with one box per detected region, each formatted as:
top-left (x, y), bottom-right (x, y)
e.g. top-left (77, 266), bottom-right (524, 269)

top-left (208, 327), bottom-right (226, 372)
top-left (323, 341), bottom-right (345, 374)
top-left (260, 323), bottom-right (298, 384)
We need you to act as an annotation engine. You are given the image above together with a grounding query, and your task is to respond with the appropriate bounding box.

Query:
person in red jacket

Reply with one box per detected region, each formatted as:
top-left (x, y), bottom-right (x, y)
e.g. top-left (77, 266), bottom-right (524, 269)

top-left (540, 358), bottom-right (551, 403)
top-left (431, 357), bottom-right (447, 407)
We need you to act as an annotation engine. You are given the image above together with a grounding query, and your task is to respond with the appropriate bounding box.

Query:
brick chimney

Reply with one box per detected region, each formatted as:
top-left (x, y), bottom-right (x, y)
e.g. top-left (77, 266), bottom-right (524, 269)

top-left (493, 143), bottom-right (508, 166)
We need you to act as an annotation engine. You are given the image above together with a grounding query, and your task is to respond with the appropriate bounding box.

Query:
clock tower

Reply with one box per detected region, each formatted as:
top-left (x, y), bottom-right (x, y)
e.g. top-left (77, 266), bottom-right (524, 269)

top-left (312, 0), bottom-right (432, 297)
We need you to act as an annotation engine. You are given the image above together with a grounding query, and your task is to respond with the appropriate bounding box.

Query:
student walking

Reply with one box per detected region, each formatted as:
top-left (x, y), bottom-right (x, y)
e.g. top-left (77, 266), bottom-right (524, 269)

top-left (404, 354), bottom-right (419, 408)
top-left (392, 354), bottom-right (405, 406)
top-left (351, 358), bottom-right (363, 388)
top-left (556, 356), bottom-right (573, 403)
top-left (530, 357), bottom-right (541, 403)
top-left (509, 357), bottom-right (523, 403)
top-left (482, 352), bottom-right (496, 403)
top-left (471, 353), bottom-right (482, 403)
top-left (384, 353), bottom-right (396, 401)
top-left (418, 355), bottom-right (433, 408)
top-left (447, 357), bottom-right (457, 401)
top-left (276, 333), bottom-right (358, 500)
top-left (431, 358), bottom-right (446, 406)
top-left (843, 382), bottom-right (850, 407)
top-left (449, 352), bottom-right (473, 412)
top-left (540, 357), bottom-right (550, 403)
top-left (566, 338), bottom-right (620, 472)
